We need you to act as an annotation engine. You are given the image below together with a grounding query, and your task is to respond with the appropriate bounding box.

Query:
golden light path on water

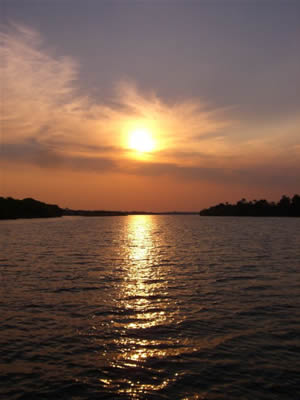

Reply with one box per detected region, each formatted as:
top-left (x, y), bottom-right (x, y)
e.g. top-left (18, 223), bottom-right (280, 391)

top-left (103, 215), bottom-right (181, 398)
top-left (93, 215), bottom-right (210, 399)
top-left (121, 216), bottom-right (168, 330)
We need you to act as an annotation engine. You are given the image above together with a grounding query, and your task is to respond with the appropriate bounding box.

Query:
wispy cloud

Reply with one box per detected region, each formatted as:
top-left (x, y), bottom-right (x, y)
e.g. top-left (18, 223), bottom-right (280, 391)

top-left (1, 24), bottom-right (228, 155)
top-left (1, 23), bottom-right (78, 140)
top-left (1, 23), bottom-right (299, 192)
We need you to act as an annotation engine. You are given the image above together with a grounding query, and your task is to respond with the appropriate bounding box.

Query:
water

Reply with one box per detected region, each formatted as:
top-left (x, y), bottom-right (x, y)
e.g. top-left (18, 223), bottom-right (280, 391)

top-left (1, 215), bottom-right (300, 400)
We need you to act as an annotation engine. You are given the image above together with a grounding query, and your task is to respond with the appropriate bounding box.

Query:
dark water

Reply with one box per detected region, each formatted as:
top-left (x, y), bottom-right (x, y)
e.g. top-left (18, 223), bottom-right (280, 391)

top-left (1, 215), bottom-right (300, 400)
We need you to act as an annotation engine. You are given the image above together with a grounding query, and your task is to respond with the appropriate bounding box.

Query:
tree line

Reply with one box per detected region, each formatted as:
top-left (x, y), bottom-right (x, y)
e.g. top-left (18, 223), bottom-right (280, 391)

top-left (0, 197), bottom-right (63, 219)
top-left (200, 195), bottom-right (300, 217)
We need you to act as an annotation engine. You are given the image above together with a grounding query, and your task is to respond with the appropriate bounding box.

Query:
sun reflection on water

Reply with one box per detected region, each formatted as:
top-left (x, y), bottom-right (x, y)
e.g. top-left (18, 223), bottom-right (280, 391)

top-left (108, 215), bottom-right (178, 397)
top-left (120, 215), bottom-right (169, 329)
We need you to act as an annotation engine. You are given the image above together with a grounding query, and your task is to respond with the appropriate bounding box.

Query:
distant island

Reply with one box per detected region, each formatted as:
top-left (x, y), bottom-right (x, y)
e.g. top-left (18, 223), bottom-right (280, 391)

top-left (200, 195), bottom-right (300, 217)
top-left (0, 197), bottom-right (198, 220)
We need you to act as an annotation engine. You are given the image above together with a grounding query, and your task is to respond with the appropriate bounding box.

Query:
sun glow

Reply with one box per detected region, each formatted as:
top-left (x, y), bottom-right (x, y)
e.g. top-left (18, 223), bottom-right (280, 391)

top-left (128, 128), bottom-right (155, 153)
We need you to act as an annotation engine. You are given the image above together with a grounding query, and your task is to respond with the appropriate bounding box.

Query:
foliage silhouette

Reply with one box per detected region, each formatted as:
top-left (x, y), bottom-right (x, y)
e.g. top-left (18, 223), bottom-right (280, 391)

top-left (0, 197), bottom-right (199, 219)
top-left (0, 197), bottom-right (63, 219)
top-left (200, 195), bottom-right (300, 217)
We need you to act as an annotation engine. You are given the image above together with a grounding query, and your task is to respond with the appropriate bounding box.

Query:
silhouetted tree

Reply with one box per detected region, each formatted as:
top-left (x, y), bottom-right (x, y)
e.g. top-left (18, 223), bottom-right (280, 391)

top-left (0, 197), bottom-right (63, 219)
top-left (200, 195), bottom-right (300, 217)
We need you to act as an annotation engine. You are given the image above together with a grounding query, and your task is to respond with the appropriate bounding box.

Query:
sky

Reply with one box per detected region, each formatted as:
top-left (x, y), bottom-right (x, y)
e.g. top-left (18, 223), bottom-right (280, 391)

top-left (1, 0), bottom-right (300, 211)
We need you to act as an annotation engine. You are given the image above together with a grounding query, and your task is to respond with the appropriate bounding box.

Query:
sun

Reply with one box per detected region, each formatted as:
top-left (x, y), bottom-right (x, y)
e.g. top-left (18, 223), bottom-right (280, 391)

top-left (128, 128), bottom-right (155, 153)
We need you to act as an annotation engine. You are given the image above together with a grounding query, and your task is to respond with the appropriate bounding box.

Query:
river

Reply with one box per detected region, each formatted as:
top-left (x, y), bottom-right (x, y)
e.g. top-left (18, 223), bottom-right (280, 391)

top-left (1, 215), bottom-right (299, 399)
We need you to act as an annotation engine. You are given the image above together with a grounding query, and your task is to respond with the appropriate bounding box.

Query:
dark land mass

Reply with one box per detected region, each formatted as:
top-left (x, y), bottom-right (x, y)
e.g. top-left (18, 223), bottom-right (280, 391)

top-left (63, 208), bottom-right (128, 217)
top-left (200, 195), bottom-right (300, 217)
top-left (0, 197), bottom-right (129, 219)
top-left (65, 209), bottom-right (198, 216)
top-left (2, 195), bottom-right (300, 220)
top-left (0, 197), bottom-right (198, 220)
top-left (0, 197), bottom-right (64, 220)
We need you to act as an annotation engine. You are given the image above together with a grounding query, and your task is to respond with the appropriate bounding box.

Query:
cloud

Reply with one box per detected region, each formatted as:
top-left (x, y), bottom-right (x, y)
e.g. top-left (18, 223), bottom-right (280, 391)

top-left (0, 23), bottom-right (229, 153)
top-left (1, 23), bottom-right (299, 193)
top-left (1, 139), bottom-right (118, 172)
top-left (2, 137), bottom-right (300, 191)
top-left (1, 23), bottom-right (78, 140)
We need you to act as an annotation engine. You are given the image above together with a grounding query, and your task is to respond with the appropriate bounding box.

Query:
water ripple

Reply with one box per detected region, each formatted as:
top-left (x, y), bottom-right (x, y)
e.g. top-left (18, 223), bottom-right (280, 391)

top-left (1, 215), bottom-right (300, 399)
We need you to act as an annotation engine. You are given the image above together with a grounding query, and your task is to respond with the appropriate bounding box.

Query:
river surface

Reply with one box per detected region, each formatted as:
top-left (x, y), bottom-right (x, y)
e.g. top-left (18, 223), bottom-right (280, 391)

top-left (1, 215), bottom-right (300, 399)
